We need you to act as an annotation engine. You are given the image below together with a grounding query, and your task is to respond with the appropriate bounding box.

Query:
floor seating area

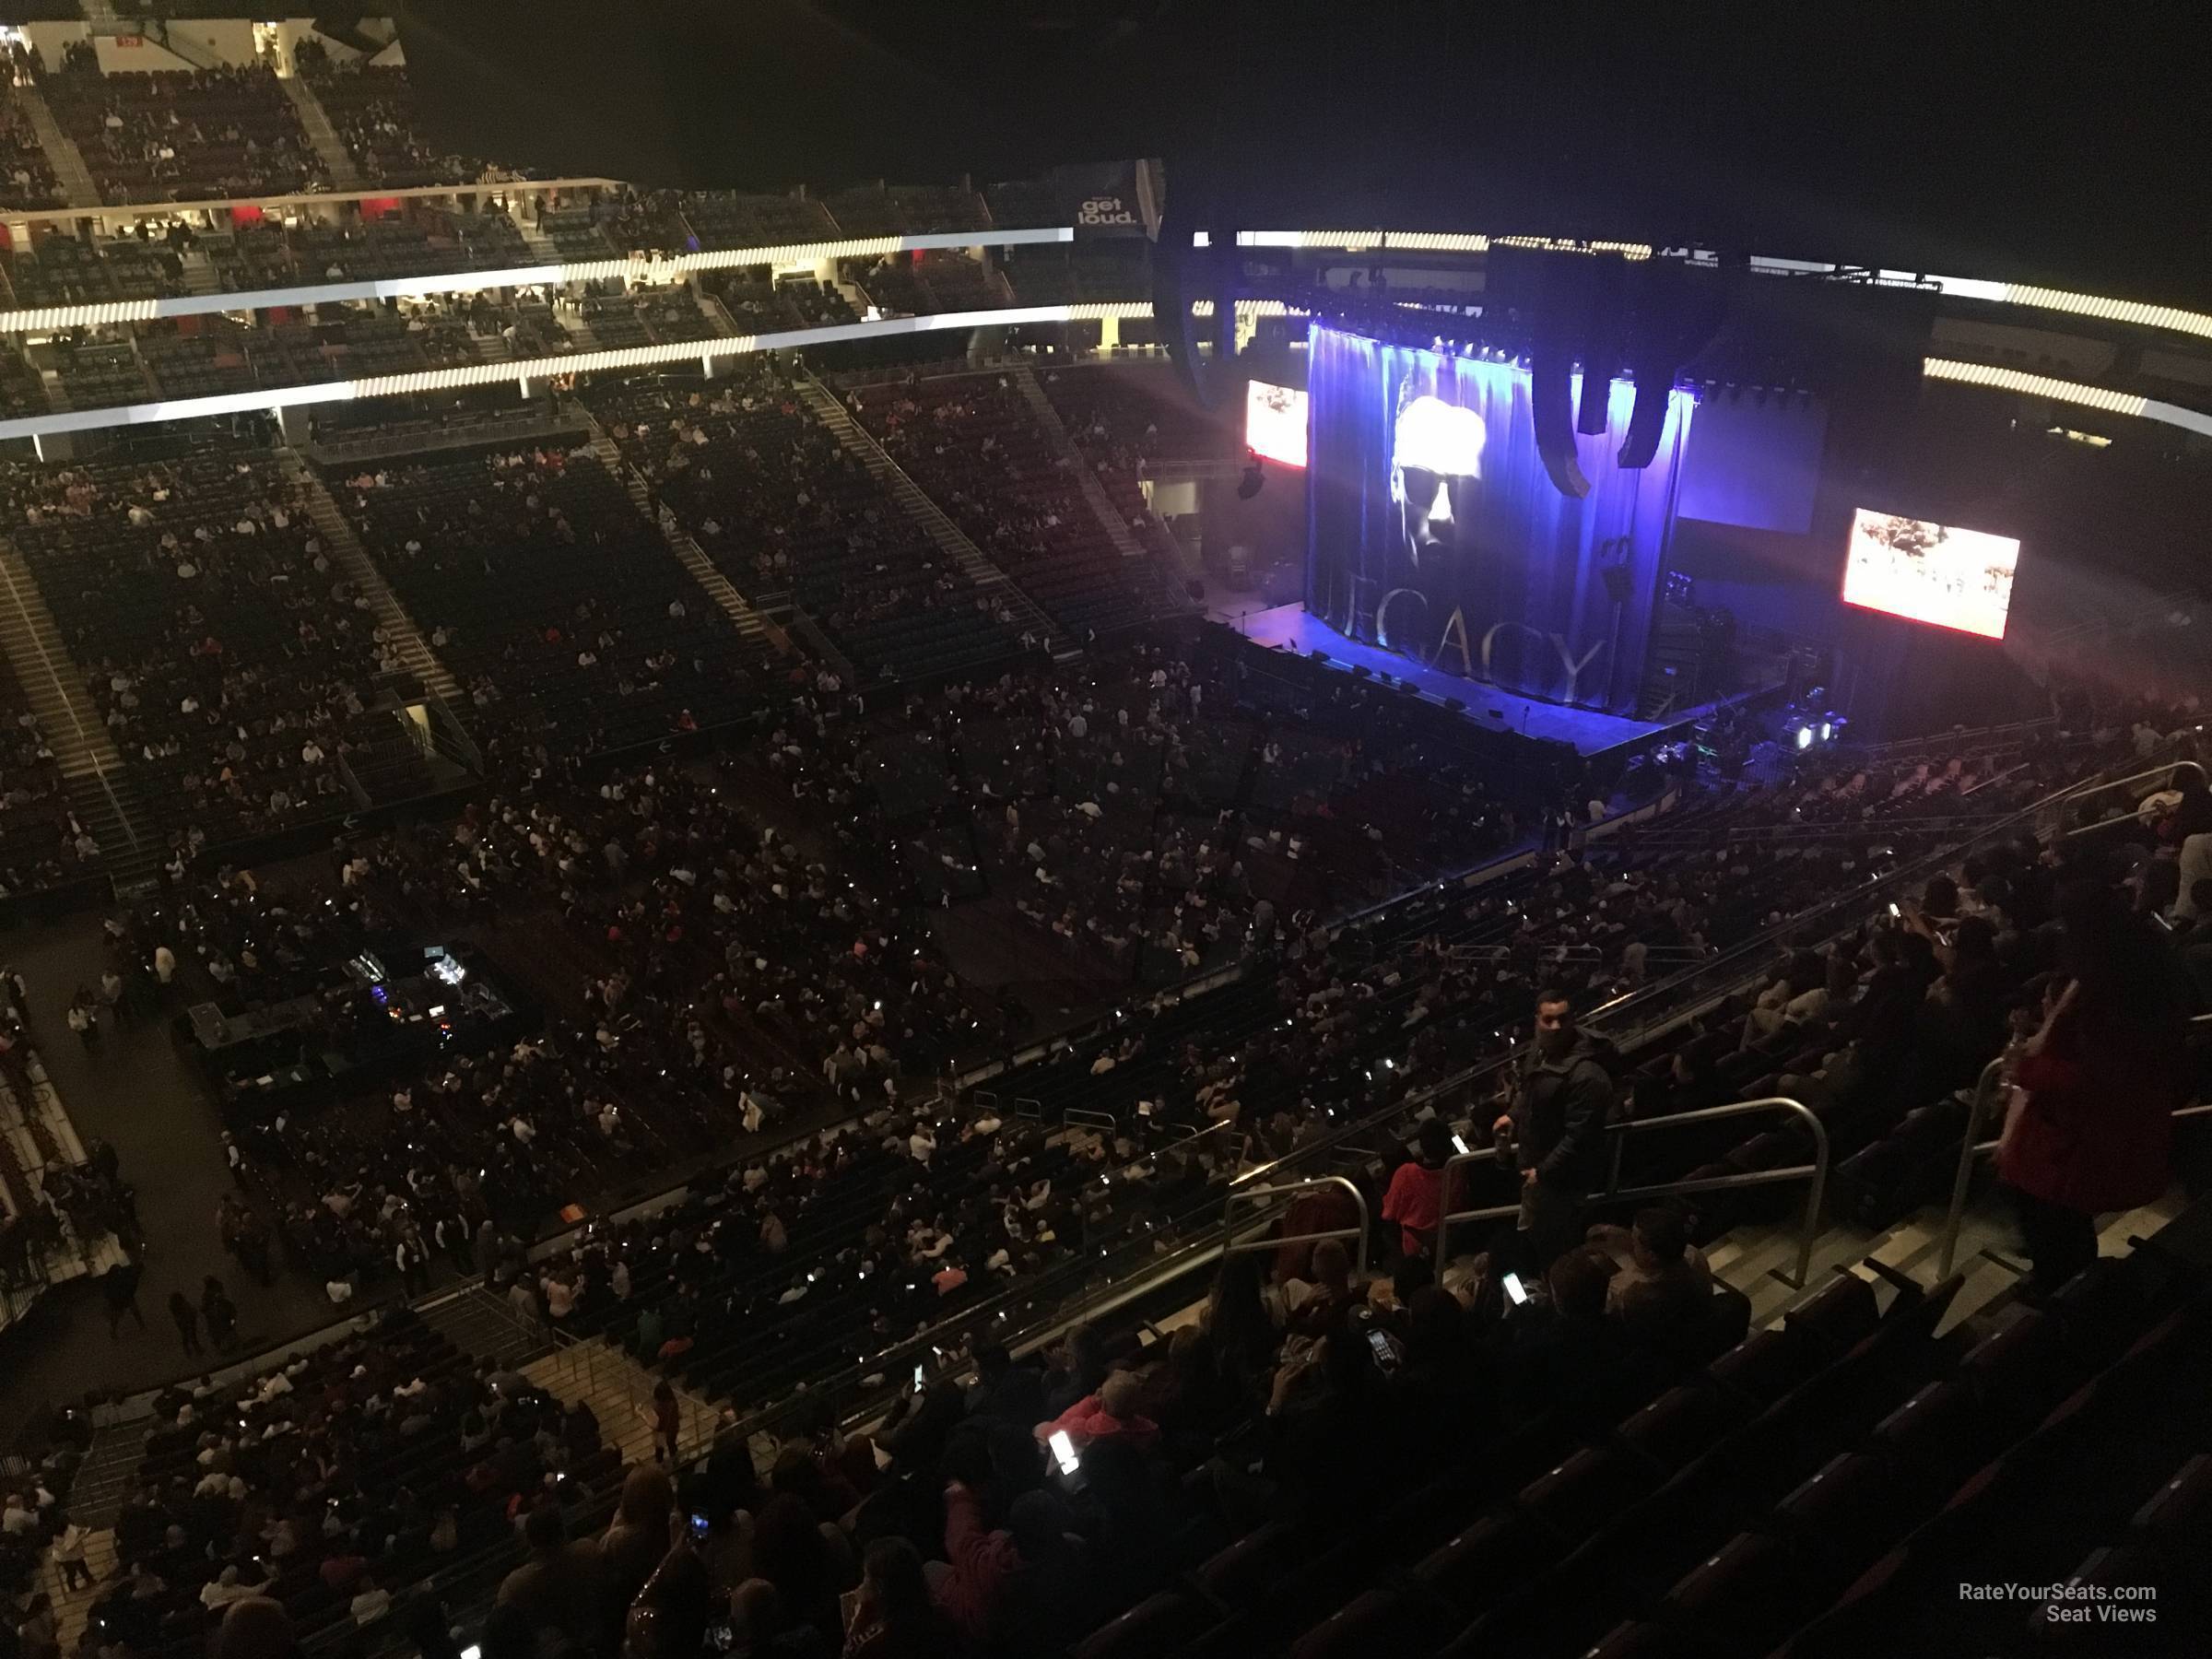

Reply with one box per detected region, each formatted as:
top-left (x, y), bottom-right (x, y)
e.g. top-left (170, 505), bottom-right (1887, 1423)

top-left (586, 366), bottom-right (1028, 679)
top-left (43, 62), bottom-right (325, 204)
top-left (333, 442), bottom-right (778, 756)
top-left (850, 371), bottom-right (1165, 637)
top-left (1, 445), bottom-right (380, 848)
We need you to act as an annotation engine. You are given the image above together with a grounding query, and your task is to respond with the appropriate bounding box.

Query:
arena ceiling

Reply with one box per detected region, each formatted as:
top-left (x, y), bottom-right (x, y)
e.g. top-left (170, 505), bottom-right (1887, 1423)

top-left (394, 2), bottom-right (2212, 308)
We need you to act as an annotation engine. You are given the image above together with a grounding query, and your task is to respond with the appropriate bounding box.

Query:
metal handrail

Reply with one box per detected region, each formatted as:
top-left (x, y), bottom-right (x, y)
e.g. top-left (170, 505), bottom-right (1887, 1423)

top-left (1049, 750), bottom-right (2193, 1303)
top-left (1935, 1056), bottom-right (2010, 1280)
top-left (1436, 1095), bottom-right (1829, 1288)
top-left (1223, 1175), bottom-right (1372, 1279)
top-left (1936, 1014), bottom-right (2212, 1279)
top-left (2045, 759), bottom-right (2206, 833)
top-left (1847, 713), bottom-right (2062, 762)
top-left (1582, 755), bottom-right (2206, 1039)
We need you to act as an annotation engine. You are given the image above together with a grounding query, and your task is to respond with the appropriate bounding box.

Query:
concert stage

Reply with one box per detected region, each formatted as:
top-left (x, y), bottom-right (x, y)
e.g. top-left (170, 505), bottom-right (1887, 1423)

top-left (1210, 600), bottom-right (1686, 758)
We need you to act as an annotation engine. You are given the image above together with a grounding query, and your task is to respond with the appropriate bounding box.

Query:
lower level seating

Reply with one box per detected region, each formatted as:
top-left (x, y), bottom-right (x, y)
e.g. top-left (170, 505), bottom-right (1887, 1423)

top-left (334, 442), bottom-right (778, 756)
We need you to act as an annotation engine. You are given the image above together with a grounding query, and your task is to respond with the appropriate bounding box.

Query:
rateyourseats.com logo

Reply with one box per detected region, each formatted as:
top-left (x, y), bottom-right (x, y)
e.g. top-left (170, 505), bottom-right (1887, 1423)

top-left (1961, 1583), bottom-right (2158, 1628)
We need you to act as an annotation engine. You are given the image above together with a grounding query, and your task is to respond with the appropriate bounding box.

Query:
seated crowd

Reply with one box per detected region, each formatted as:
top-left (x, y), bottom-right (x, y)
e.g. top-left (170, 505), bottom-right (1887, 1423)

top-left (333, 442), bottom-right (778, 766)
top-left (0, 690), bottom-right (95, 898)
top-left (850, 372), bottom-right (1165, 639)
top-left (44, 52), bottom-right (326, 204)
top-left (587, 363), bottom-right (1031, 680)
top-left (80, 1308), bottom-right (619, 1658)
top-left (0, 449), bottom-right (385, 850)
top-left (6, 649), bottom-right (2206, 1659)
top-left (293, 43), bottom-right (509, 189)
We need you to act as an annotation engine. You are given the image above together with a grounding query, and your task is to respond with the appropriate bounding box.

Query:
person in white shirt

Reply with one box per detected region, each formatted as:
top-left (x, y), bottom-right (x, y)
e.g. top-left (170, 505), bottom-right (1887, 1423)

top-left (350, 1580), bottom-right (391, 1626)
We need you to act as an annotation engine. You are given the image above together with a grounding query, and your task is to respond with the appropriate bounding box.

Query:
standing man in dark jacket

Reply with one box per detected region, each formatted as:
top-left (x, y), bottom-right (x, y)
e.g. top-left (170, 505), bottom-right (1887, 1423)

top-left (1495, 988), bottom-right (1616, 1272)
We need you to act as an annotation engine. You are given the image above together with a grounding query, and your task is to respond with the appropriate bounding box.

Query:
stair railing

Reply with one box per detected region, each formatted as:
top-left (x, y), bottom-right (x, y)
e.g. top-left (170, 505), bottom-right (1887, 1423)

top-left (1436, 1095), bottom-right (1830, 1289)
top-left (1936, 1016), bottom-right (2212, 1280)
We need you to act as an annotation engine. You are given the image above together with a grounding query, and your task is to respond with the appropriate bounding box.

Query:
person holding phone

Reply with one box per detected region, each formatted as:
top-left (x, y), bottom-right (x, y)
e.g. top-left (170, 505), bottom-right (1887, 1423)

top-left (1495, 988), bottom-right (1616, 1274)
top-left (1032, 1371), bottom-right (1159, 1455)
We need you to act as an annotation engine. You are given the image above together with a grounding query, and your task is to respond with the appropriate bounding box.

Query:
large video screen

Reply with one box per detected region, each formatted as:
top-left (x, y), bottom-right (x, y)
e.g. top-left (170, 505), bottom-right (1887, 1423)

top-left (1245, 380), bottom-right (1309, 467)
top-left (1841, 509), bottom-right (2020, 641)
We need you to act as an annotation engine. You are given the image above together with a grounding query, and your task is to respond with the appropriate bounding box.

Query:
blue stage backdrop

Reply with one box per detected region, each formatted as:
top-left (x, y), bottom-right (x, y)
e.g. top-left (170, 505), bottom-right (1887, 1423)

top-left (1305, 323), bottom-right (1693, 713)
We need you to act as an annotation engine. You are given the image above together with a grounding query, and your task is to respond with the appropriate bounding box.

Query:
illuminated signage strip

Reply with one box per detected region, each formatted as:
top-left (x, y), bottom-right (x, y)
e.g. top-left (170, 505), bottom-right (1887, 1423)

top-left (0, 227), bottom-right (1077, 335)
top-left (1920, 356), bottom-right (2212, 438)
top-left (8, 215), bottom-right (2211, 362)
top-left (0, 298), bottom-right (1310, 441)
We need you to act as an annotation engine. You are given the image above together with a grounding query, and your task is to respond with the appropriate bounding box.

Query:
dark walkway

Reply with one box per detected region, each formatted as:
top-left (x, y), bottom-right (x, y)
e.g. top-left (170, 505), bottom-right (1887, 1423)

top-left (0, 907), bottom-right (336, 1431)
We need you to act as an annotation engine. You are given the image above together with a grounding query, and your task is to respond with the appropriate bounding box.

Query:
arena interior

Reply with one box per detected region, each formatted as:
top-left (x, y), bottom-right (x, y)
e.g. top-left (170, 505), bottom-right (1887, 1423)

top-left (0, 10), bottom-right (2204, 1659)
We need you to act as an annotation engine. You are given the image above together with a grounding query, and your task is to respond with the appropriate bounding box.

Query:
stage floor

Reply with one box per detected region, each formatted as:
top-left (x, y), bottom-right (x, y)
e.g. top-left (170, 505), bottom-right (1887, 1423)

top-left (1209, 601), bottom-right (1670, 757)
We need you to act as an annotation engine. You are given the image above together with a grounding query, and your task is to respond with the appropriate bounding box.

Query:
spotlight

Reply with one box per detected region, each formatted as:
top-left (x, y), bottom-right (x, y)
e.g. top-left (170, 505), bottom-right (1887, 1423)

top-left (1237, 456), bottom-right (1265, 500)
top-left (1819, 722), bottom-right (1832, 742)
top-left (1795, 726), bottom-right (1814, 751)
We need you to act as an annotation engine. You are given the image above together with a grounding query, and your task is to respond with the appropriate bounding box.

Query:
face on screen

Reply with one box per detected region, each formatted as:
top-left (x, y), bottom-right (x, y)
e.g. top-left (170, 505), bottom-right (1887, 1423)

top-left (1393, 394), bottom-right (1486, 573)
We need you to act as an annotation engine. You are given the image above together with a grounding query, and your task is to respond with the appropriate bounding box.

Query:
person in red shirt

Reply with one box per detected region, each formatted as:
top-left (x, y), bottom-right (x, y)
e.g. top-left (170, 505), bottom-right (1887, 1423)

top-left (1999, 894), bottom-right (2188, 1296)
top-left (1034, 1370), bottom-right (1159, 1453)
top-left (1382, 1117), bottom-right (1456, 1258)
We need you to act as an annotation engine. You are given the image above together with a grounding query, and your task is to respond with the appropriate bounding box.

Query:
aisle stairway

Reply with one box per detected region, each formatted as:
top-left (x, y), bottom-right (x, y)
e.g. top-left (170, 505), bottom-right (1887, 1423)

top-left (794, 374), bottom-right (1075, 660)
top-left (276, 74), bottom-right (364, 193)
top-left (524, 1333), bottom-right (721, 1470)
top-left (416, 1283), bottom-right (554, 1370)
top-left (15, 78), bottom-right (100, 209)
top-left (419, 1284), bottom-right (718, 1467)
top-left (288, 459), bottom-right (462, 707)
top-left (1011, 366), bottom-right (1151, 563)
top-left (0, 538), bottom-right (160, 889)
top-left (579, 421), bottom-right (784, 654)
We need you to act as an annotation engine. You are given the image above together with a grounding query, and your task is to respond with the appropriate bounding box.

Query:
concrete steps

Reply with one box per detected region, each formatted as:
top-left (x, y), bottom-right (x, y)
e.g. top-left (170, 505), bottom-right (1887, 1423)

top-left (41, 1524), bottom-right (119, 1653)
top-left (178, 252), bottom-right (227, 298)
top-left (696, 287), bottom-right (742, 338)
top-left (794, 372), bottom-right (1077, 660)
top-left (578, 424), bottom-right (782, 652)
top-left (1013, 364), bottom-right (1197, 613)
top-left (15, 80), bottom-right (100, 210)
top-left (287, 458), bottom-right (461, 707)
top-left (276, 74), bottom-right (364, 194)
top-left (416, 1283), bottom-right (556, 1371)
top-left (64, 1416), bottom-right (155, 1532)
top-left (0, 539), bottom-right (159, 886)
top-left (524, 1332), bottom-right (720, 1470)
top-left (1694, 1173), bottom-right (2189, 1337)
